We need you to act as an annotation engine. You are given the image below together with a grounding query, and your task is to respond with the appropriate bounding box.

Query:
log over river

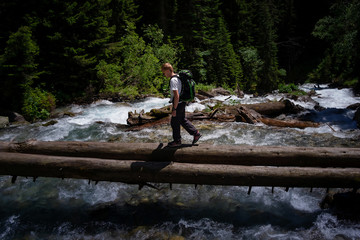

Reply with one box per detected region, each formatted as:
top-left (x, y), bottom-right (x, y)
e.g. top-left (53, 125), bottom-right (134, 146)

top-left (1, 141), bottom-right (360, 189)
top-left (0, 84), bottom-right (360, 239)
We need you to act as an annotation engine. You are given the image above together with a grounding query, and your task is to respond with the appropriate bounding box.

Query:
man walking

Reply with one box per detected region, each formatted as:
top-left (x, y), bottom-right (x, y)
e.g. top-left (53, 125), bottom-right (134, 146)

top-left (161, 63), bottom-right (201, 147)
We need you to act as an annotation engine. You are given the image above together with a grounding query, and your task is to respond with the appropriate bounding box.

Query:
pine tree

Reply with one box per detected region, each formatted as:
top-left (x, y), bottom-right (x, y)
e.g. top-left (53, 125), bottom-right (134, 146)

top-left (0, 26), bottom-right (40, 111)
top-left (175, 0), bottom-right (242, 87)
top-left (254, 0), bottom-right (280, 93)
top-left (312, 1), bottom-right (360, 86)
top-left (31, 0), bottom-right (116, 103)
top-left (110, 0), bottom-right (139, 41)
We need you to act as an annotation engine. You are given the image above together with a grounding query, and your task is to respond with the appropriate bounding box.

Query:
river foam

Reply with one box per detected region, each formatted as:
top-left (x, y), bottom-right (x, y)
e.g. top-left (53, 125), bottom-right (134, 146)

top-left (1, 84), bottom-right (360, 239)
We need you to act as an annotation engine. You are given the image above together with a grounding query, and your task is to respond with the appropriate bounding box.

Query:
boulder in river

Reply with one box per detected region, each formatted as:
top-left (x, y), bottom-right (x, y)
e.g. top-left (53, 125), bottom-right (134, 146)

top-left (0, 116), bottom-right (9, 128)
top-left (354, 107), bottom-right (360, 128)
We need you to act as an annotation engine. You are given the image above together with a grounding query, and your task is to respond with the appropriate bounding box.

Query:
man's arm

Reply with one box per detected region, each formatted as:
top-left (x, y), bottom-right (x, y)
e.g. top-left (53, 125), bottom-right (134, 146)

top-left (172, 90), bottom-right (179, 116)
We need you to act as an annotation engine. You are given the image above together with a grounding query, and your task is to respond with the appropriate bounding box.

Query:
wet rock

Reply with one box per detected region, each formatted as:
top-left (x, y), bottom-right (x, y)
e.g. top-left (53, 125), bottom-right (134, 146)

top-left (5, 112), bottom-right (30, 125)
top-left (42, 120), bottom-right (58, 127)
top-left (314, 102), bottom-right (326, 111)
top-left (197, 90), bottom-right (215, 100)
top-left (0, 110), bottom-right (27, 123)
top-left (51, 106), bottom-right (78, 118)
top-left (236, 106), bottom-right (261, 124)
top-left (237, 89), bottom-right (245, 98)
top-left (170, 236), bottom-right (185, 240)
top-left (321, 190), bottom-right (360, 220)
top-left (333, 234), bottom-right (352, 240)
top-left (211, 87), bottom-right (231, 96)
top-left (0, 116), bottom-right (9, 128)
top-left (354, 107), bottom-right (360, 128)
top-left (346, 103), bottom-right (360, 110)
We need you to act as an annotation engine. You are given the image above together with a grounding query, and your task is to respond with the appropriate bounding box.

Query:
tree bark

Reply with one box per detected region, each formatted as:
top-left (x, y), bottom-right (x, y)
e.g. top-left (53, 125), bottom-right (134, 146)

top-left (0, 152), bottom-right (359, 188)
top-left (1, 141), bottom-right (360, 168)
top-left (260, 118), bottom-right (320, 129)
top-left (126, 99), bottom-right (315, 129)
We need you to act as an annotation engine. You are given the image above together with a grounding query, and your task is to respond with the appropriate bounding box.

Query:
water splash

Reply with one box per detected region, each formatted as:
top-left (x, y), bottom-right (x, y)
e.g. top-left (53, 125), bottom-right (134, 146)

top-left (1, 84), bottom-right (360, 239)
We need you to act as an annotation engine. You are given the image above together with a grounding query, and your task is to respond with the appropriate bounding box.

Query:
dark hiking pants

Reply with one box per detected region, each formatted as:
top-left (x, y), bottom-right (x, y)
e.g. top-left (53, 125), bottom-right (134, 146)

top-left (171, 102), bottom-right (198, 142)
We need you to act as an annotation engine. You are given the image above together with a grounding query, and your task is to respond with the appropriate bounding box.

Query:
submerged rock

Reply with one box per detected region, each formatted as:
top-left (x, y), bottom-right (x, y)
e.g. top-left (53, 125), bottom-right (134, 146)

top-left (321, 190), bottom-right (360, 220)
top-left (354, 107), bottom-right (360, 128)
top-left (0, 116), bottom-right (9, 128)
top-left (42, 120), bottom-right (58, 127)
top-left (211, 87), bottom-right (231, 96)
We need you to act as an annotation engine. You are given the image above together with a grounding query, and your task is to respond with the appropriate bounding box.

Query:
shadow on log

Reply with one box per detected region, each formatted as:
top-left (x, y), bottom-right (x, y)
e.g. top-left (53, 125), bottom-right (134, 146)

top-left (1, 141), bottom-right (360, 188)
top-left (1, 141), bottom-right (360, 168)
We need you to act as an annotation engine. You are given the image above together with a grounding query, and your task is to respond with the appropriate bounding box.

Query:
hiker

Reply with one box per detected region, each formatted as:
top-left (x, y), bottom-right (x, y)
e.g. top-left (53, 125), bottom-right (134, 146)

top-left (161, 63), bottom-right (201, 147)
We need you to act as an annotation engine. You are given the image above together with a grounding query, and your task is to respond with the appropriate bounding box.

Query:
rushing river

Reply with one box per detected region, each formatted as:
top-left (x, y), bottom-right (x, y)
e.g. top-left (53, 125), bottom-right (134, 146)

top-left (1, 84), bottom-right (360, 239)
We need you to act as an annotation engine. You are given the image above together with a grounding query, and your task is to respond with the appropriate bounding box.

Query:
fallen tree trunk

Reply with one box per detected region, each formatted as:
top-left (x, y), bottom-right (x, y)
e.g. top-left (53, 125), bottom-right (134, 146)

top-left (127, 116), bottom-right (171, 131)
top-left (126, 99), bottom-right (316, 129)
top-left (219, 99), bottom-right (303, 117)
top-left (260, 118), bottom-right (320, 129)
top-left (1, 141), bottom-right (360, 168)
top-left (244, 99), bottom-right (302, 116)
top-left (0, 152), bottom-right (359, 188)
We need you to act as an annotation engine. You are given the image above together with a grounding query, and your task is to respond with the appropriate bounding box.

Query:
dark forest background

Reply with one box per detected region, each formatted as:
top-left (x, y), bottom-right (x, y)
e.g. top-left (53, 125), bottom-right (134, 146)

top-left (0, 0), bottom-right (359, 121)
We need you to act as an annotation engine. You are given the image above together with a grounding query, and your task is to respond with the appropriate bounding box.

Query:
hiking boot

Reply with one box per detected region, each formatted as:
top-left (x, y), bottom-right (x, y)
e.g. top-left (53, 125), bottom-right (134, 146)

top-left (192, 132), bottom-right (202, 145)
top-left (168, 140), bottom-right (182, 148)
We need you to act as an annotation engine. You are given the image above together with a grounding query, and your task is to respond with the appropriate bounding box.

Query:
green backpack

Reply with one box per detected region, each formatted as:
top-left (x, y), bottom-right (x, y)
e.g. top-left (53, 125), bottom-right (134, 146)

top-left (177, 70), bottom-right (196, 102)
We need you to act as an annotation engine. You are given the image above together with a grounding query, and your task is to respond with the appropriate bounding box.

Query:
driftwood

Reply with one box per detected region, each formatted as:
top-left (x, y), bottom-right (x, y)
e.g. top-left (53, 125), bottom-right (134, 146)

top-left (127, 116), bottom-right (171, 131)
top-left (245, 99), bottom-right (303, 116)
top-left (0, 141), bottom-right (360, 188)
top-left (127, 105), bottom-right (171, 126)
top-left (260, 118), bottom-right (320, 129)
top-left (126, 99), bottom-right (319, 130)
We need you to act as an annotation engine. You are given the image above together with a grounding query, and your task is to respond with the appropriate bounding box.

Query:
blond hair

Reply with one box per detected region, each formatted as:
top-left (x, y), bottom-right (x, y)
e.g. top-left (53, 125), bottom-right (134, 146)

top-left (161, 62), bottom-right (174, 72)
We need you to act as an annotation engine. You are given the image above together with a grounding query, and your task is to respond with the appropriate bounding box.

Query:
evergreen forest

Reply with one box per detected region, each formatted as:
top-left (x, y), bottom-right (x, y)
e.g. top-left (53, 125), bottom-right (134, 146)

top-left (0, 0), bottom-right (359, 121)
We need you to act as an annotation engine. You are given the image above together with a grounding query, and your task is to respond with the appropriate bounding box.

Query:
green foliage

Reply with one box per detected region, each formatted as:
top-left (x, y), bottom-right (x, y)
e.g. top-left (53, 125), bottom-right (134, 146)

top-left (1, 0), bottom-right (359, 115)
top-left (99, 23), bottom-right (178, 97)
top-left (278, 83), bottom-right (306, 96)
top-left (255, 0), bottom-right (280, 93)
top-left (311, 1), bottom-right (360, 84)
top-left (22, 87), bottom-right (56, 122)
top-left (196, 83), bottom-right (217, 92)
top-left (0, 25), bottom-right (40, 111)
top-left (278, 83), bottom-right (297, 93)
top-left (239, 46), bottom-right (263, 91)
top-left (184, 0), bottom-right (243, 88)
top-left (343, 78), bottom-right (358, 88)
top-left (118, 86), bottom-right (139, 100)
top-left (30, 0), bottom-right (116, 102)
top-left (96, 60), bottom-right (122, 93)
top-left (308, 54), bottom-right (333, 83)
top-left (110, 0), bottom-right (140, 41)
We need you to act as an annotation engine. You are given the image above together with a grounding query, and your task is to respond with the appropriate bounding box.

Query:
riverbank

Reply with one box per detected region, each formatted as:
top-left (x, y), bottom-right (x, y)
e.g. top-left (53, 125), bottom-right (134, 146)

top-left (1, 84), bottom-right (360, 239)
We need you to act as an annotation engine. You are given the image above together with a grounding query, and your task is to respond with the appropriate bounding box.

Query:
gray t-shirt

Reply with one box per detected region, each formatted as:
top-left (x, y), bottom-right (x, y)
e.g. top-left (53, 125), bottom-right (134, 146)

top-left (170, 75), bottom-right (182, 102)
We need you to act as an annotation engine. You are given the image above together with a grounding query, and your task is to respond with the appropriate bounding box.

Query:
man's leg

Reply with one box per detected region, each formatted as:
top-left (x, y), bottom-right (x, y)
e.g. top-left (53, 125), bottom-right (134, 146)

top-left (177, 102), bottom-right (199, 136)
top-left (171, 115), bottom-right (181, 142)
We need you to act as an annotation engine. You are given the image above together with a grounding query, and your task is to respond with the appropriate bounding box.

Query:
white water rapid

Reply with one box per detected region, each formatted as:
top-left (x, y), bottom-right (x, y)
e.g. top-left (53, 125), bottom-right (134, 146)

top-left (0, 84), bottom-right (360, 239)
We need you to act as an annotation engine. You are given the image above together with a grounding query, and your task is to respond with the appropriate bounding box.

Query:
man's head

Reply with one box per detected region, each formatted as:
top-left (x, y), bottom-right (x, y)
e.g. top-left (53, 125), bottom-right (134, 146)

top-left (161, 63), bottom-right (174, 78)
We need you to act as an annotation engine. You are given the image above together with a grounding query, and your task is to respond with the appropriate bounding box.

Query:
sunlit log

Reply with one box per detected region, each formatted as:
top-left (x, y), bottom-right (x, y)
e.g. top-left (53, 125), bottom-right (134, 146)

top-left (0, 152), bottom-right (359, 188)
top-left (1, 141), bottom-right (360, 168)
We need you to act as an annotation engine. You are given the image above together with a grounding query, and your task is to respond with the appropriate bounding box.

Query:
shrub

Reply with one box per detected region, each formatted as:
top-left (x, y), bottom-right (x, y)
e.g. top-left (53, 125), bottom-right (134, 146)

top-left (22, 87), bottom-right (56, 122)
top-left (196, 83), bottom-right (217, 92)
top-left (278, 83), bottom-right (306, 96)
